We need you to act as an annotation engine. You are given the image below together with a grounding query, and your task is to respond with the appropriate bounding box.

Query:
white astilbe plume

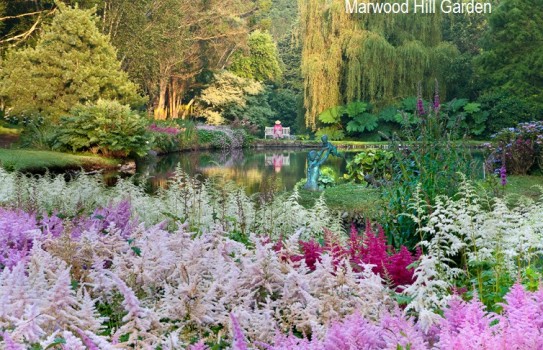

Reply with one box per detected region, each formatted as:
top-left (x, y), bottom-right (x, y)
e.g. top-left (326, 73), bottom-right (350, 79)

top-left (61, 330), bottom-right (86, 350)
top-left (403, 255), bottom-right (450, 333)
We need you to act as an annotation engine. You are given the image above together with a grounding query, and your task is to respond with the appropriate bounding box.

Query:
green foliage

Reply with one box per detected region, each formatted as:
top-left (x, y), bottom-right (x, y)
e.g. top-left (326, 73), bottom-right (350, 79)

top-left (382, 107), bottom-right (479, 249)
top-left (198, 71), bottom-right (266, 125)
top-left (317, 166), bottom-right (338, 189)
top-left (315, 127), bottom-right (344, 141)
top-left (476, 90), bottom-right (537, 135)
top-left (268, 88), bottom-right (300, 133)
top-left (54, 100), bottom-right (150, 157)
top-left (197, 130), bottom-right (232, 149)
top-left (344, 149), bottom-right (394, 183)
top-left (229, 30), bottom-right (282, 82)
top-left (0, 4), bottom-right (145, 120)
top-left (477, 0), bottom-right (543, 114)
top-left (442, 99), bottom-right (489, 137)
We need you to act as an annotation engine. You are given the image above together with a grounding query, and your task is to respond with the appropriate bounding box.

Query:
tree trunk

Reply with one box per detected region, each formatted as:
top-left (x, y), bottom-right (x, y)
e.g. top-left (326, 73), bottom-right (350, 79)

top-left (169, 78), bottom-right (181, 119)
top-left (154, 78), bottom-right (168, 120)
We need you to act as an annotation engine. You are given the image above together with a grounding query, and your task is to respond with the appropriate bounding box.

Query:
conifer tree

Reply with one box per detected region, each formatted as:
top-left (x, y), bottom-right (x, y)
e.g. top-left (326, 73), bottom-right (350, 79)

top-left (0, 3), bottom-right (145, 120)
top-left (477, 0), bottom-right (543, 113)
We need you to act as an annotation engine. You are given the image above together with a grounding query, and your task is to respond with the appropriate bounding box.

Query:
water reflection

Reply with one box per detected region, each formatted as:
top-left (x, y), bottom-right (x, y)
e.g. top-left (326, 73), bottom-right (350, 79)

top-left (136, 148), bottom-right (348, 194)
top-left (265, 153), bottom-right (291, 173)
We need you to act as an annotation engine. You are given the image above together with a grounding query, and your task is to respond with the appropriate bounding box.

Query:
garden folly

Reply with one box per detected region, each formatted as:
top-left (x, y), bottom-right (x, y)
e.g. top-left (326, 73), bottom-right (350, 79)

top-left (345, 0), bottom-right (492, 14)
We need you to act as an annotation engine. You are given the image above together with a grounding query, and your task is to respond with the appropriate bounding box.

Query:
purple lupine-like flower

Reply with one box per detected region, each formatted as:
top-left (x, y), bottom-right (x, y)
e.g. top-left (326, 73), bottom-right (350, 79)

top-left (500, 165), bottom-right (507, 186)
top-left (417, 98), bottom-right (426, 116)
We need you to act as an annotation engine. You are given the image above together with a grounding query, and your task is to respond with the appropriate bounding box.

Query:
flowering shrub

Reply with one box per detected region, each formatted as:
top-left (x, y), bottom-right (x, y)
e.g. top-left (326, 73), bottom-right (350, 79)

top-left (486, 121), bottom-right (543, 175)
top-left (148, 123), bottom-right (181, 135)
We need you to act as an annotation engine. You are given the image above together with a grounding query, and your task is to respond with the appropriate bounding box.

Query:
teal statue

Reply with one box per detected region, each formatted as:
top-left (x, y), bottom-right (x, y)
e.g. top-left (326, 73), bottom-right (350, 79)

top-left (321, 134), bottom-right (345, 159)
top-left (303, 148), bottom-right (331, 191)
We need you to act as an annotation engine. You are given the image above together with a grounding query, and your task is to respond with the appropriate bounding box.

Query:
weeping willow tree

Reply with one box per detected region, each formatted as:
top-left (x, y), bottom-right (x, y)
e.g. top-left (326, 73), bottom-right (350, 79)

top-left (299, 0), bottom-right (458, 129)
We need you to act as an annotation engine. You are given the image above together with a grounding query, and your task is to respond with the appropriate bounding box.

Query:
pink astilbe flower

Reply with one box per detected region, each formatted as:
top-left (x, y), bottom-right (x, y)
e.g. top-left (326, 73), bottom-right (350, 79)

top-left (107, 271), bottom-right (156, 346)
top-left (0, 208), bottom-right (40, 268)
top-left (323, 313), bottom-right (385, 349)
top-left (39, 212), bottom-right (64, 237)
top-left (498, 282), bottom-right (543, 349)
top-left (436, 294), bottom-right (496, 349)
top-left (380, 311), bottom-right (427, 349)
top-left (60, 330), bottom-right (86, 350)
top-left (189, 340), bottom-right (210, 350)
top-left (230, 313), bottom-right (249, 350)
top-left (2, 332), bottom-right (26, 350)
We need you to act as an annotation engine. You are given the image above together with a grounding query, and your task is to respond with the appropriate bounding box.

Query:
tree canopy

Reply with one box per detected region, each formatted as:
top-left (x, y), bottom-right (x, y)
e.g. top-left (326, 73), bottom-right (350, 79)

top-left (0, 3), bottom-right (144, 119)
top-left (299, 0), bottom-right (458, 129)
top-left (477, 0), bottom-right (543, 112)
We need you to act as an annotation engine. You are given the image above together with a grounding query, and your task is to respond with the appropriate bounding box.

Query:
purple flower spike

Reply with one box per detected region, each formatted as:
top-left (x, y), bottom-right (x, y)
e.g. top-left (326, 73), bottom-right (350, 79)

top-left (500, 165), bottom-right (507, 186)
top-left (417, 98), bottom-right (426, 116)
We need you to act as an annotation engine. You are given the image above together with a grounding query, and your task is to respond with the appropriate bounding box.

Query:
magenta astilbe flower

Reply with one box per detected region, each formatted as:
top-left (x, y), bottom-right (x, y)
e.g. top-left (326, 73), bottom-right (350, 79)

top-left (72, 200), bottom-right (134, 239)
top-left (299, 239), bottom-right (323, 270)
top-left (361, 223), bottom-right (389, 277)
top-left (386, 246), bottom-right (416, 287)
top-left (230, 313), bottom-right (249, 350)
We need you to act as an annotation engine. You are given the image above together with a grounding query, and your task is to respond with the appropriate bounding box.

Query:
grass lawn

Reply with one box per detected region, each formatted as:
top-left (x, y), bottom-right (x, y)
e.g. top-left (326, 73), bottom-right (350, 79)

top-left (0, 149), bottom-right (120, 172)
top-left (504, 175), bottom-right (543, 200)
top-left (298, 182), bottom-right (383, 216)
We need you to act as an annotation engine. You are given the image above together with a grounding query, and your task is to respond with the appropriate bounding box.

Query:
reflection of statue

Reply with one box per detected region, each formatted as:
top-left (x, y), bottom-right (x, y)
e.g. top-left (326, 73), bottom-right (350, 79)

top-left (321, 135), bottom-right (344, 158)
top-left (304, 148), bottom-right (331, 191)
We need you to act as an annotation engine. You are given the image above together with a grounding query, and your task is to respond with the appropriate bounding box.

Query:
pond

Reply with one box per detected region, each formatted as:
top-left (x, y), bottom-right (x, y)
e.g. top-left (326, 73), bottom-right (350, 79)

top-left (136, 148), bottom-right (350, 194)
top-left (132, 147), bottom-right (487, 195)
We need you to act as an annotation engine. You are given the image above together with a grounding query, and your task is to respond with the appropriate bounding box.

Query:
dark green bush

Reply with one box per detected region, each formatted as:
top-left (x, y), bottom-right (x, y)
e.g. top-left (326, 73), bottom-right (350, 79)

top-left (344, 149), bottom-right (394, 184)
top-left (54, 100), bottom-right (150, 157)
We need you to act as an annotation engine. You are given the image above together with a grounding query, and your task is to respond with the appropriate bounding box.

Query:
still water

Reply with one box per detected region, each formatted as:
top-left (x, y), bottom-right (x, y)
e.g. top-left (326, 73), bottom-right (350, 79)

top-left (133, 148), bottom-right (486, 194)
top-left (136, 148), bottom-right (350, 194)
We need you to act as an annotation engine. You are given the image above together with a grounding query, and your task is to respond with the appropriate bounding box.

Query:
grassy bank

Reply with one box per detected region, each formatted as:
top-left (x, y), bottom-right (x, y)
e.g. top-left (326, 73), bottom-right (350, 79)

top-left (298, 183), bottom-right (383, 216)
top-left (0, 149), bottom-right (120, 172)
top-left (504, 175), bottom-right (543, 200)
